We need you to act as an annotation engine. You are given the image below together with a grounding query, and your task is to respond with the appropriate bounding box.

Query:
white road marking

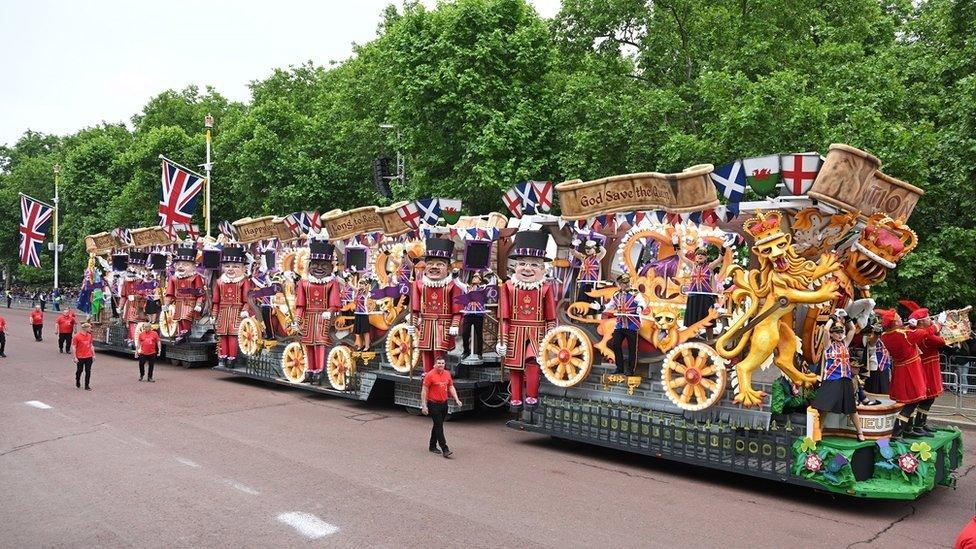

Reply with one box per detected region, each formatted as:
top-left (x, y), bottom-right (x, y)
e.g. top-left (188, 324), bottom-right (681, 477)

top-left (224, 480), bottom-right (260, 495)
top-left (131, 437), bottom-right (153, 447)
top-left (175, 457), bottom-right (201, 468)
top-left (276, 512), bottom-right (339, 539)
top-left (25, 401), bottom-right (51, 409)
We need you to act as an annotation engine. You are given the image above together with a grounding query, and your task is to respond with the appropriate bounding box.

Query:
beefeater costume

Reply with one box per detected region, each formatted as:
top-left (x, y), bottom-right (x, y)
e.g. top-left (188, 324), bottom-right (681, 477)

top-left (212, 246), bottom-right (252, 367)
top-left (165, 245), bottom-right (206, 341)
top-left (121, 251), bottom-right (150, 344)
top-left (900, 300), bottom-right (946, 434)
top-left (295, 240), bottom-right (342, 382)
top-left (498, 230), bottom-right (557, 410)
top-left (878, 308), bottom-right (929, 439)
top-left (411, 238), bottom-right (462, 373)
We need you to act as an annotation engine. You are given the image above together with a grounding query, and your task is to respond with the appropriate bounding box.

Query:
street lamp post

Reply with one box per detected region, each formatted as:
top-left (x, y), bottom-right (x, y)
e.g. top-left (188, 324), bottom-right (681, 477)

top-left (204, 114), bottom-right (214, 238)
top-left (52, 164), bottom-right (60, 290)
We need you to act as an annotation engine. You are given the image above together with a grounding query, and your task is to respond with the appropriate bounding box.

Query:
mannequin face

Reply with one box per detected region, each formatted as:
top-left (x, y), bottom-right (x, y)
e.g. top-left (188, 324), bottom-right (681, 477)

top-left (174, 260), bottom-right (195, 278)
top-left (425, 258), bottom-right (449, 280)
top-left (308, 259), bottom-right (333, 279)
top-left (222, 262), bottom-right (245, 279)
top-left (513, 257), bottom-right (545, 283)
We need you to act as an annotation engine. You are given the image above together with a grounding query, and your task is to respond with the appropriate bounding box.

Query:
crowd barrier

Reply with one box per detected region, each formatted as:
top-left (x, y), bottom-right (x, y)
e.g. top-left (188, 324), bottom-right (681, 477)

top-left (936, 354), bottom-right (976, 417)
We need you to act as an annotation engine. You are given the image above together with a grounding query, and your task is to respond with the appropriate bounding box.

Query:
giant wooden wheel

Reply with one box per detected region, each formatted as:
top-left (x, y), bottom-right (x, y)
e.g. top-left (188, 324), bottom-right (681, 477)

top-left (237, 316), bottom-right (264, 357)
top-left (385, 322), bottom-right (418, 373)
top-left (327, 345), bottom-right (354, 390)
top-left (661, 342), bottom-right (727, 411)
top-left (280, 341), bottom-right (307, 383)
top-left (159, 307), bottom-right (179, 338)
top-left (539, 326), bottom-right (593, 387)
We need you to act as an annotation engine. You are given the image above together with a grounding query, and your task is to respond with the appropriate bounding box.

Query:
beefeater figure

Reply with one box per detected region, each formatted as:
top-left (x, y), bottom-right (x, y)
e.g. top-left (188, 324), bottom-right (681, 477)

top-left (120, 251), bottom-right (150, 347)
top-left (295, 240), bottom-right (342, 383)
top-left (212, 245), bottom-right (251, 368)
top-left (497, 230), bottom-right (557, 411)
top-left (165, 245), bottom-right (205, 342)
top-left (409, 238), bottom-right (462, 374)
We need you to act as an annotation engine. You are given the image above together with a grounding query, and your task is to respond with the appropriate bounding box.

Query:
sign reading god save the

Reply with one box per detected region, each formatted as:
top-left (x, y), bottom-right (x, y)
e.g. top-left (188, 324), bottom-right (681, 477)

top-left (323, 207), bottom-right (384, 240)
top-left (376, 202), bottom-right (411, 236)
top-left (556, 165), bottom-right (720, 220)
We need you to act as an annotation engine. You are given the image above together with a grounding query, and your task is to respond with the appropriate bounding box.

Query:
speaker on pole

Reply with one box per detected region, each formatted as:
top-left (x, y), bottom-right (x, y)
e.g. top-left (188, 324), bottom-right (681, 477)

top-left (373, 156), bottom-right (393, 198)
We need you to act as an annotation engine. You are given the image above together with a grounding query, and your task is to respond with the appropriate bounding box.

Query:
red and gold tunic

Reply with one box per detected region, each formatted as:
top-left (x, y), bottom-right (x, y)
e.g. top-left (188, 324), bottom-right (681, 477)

top-left (499, 280), bottom-right (557, 370)
top-left (165, 273), bottom-right (206, 322)
top-left (913, 325), bottom-right (946, 398)
top-left (121, 277), bottom-right (148, 323)
top-left (212, 276), bottom-right (251, 336)
top-left (295, 276), bottom-right (342, 346)
top-left (880, 328), bottom-right (929, 404)
top-left (410, 278), bottom-right (461, 352)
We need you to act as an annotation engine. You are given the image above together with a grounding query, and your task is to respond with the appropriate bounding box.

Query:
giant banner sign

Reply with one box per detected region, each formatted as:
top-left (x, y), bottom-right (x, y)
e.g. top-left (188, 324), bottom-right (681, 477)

top-left (129, 227), bottom-right (173, 248)
top-left (233, 216), bottom-right (294, 243)
top-left (85, 232), bottom-right (117, 254)
top-left (323, 207), bottom-right (384, 240)
top-left (555, 165), bottom-right (720, 220)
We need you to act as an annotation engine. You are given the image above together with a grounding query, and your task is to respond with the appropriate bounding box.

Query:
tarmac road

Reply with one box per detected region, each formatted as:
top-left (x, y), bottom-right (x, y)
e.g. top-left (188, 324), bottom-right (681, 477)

top-left (0, 311), bottom-right (973, 548)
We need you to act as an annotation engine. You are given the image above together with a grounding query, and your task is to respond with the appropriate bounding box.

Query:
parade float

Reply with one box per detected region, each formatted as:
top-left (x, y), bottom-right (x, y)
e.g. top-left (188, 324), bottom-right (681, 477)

top-left (504, 145), bottom-right (965, 499)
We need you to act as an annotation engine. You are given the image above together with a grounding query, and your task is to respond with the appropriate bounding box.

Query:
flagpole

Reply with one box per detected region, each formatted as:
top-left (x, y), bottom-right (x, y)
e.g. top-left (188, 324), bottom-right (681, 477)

top-left (204, 114), bottom-right (213, 238)
top-left (52, 164), bottom-right (60, 290)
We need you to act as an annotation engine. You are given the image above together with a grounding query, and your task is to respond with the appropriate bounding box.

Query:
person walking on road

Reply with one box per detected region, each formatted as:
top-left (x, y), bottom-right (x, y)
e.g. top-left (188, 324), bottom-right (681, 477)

top-left (0, 313), bottom-right (7, 357)
top-left (420, 356), bottom-right (463, 458)
top-left (38, 291), bottom-right (47, 312)
top-left (5, 289), bottom-right (11, 308)
top-left (72, 323), bottom-right (94, 390)
top-left (55, 310), bottom-right (76, 353)
top-left (29, 306), bottom-right (44, 342)
top-left (135, 322), bottom-right (161, 382)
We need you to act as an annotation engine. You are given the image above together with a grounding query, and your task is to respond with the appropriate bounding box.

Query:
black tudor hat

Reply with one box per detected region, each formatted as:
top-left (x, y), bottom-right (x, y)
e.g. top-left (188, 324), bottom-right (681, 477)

top-left (424, 238), bottom-right (455, 260)
top-left (309, 240), bottom-right (336, 262)
top-left (220, 245), bottom-right (247, 264)
top-left (128, 251), bottom-right (148, 266)
top-left (111, 254), bottom-right (129, 272)
top-left (173, 246), bottom-right (197, 263)
top-left (148, 252), bottom-right (168, 271)
top-left (509, 230), bottom-right (551, 261)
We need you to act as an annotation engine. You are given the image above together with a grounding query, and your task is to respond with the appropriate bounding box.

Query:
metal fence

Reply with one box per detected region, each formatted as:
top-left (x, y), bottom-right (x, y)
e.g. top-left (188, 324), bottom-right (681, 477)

top-left (937, 354), bottom-right (976, 415)
top-left (2, 297), bottom-right (80, 312)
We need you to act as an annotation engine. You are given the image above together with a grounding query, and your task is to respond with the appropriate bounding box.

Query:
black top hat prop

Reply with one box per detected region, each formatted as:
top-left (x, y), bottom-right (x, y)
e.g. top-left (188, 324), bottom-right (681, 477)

top-left (148, 253), bottom-right (168, 271)
top-left (128, 251), bottom-right (148, 266)
top-left (424, 238), bottom-right (455, 261)
top-left (509, 230), bottom-right (550, 261)
top-left (220, 246), bottom-right (247, 264)
top-left (111, 254), bottom-right (129, 272)
top-left (173, 246), bottom-right (197, 263)
top-left (309, 240), bottom-right (336, 262)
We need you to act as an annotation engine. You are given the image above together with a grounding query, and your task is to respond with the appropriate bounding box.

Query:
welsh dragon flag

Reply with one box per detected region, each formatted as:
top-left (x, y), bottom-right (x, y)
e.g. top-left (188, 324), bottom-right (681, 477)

top-left (439, 198), bottom-right (462, 224)
top-left (742, 155), bottom-right (781, 195)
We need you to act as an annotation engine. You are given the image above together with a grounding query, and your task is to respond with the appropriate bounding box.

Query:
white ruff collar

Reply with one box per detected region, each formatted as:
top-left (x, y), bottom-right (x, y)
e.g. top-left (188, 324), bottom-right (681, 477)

top-left (220, 273), bottom-right (247, 284)
top-left (306, 273), bottom-right (335, 284)
top-left (174, 271), bottom-right (196, 279)
top-left (422, 275), bottom-right (452, 288)
top-left (512, 278), bottom-right (545, 291)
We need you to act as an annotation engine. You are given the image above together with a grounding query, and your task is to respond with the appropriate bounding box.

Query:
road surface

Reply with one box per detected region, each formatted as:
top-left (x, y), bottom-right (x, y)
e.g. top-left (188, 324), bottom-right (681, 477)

top-left (0, 310), bottom-right (972, 548)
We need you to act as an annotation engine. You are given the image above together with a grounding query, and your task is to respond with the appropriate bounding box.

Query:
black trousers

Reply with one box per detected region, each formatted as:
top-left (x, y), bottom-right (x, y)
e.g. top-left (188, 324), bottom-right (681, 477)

top-left (428, 401), bottom-right (449, 451)
top-left (138, 354), bottom-right (156, 379)
top-left (612, 329), bottom-right (638, 374)
top-left (5, 297), bottom-right (10, 307)
top-left (75, 358), bottom-right (92, 388)
top-left (40, 302), bottom-right (46, 311)
top-left (462, 315), bottom-right (483, 356)
top-left (0, 332), bottom-right (5, 354)
top-left (58, 333), bottom-right (72, 352)
top-left (32, 324), bottom-right (42, 341)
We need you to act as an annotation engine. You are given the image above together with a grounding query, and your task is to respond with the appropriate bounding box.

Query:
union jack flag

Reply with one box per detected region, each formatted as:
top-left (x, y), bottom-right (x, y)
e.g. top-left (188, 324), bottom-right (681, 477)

top-left (415, 198), bottom-right (441, 226)
top-left (158, 158), bottom-right (205, 228)
top-left (19, 194), bottom-right (53, 267)
top-left (530, 180), bottom-right (554, 212)
top-left (287, 210), bottom-right (320, 235)
top-left (396, 201), bottom-right (421, 229)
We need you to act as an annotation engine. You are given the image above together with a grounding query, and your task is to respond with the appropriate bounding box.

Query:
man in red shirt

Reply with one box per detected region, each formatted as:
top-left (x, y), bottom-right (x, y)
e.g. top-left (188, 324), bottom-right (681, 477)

top-left (421, 356), bottom-right (463, 458)
top-left (0, 313), bottom-right (6, 357)
top-left (72, 323), bottom-right (95, 390)
top-left (135, 323), bottom-right (161, 382)
top-left (29, 305), bottom-right (44, 342)
top-left (956, 505), bottom-right (976, 549)
top-left (55, 310), bottom-right (76, 353)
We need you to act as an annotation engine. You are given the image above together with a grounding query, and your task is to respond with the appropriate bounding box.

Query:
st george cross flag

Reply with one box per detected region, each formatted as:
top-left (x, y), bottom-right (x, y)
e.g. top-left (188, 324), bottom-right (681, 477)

top-left (742, 155), bottom-right (781, 195)
top-left (501, 188), bottom-right (523, 218)
top-left (19, 194), bottom-right (54, 267)
top-left (159, 157), bottom-right (205, 228)
top-left (218, 220), bottom-right (237, 239)
top-left (514, 182), bottom-right (538, 215)
top-left (530, 180), bottom-right (554, 212)
top-left (172, 223), bottom-right (200, 240)
top-left (779, 153), bottom-right (822, 196)
top-left (439, 199), bottom-right (463, 224)
top-left (282, 213), bottom-right (303, 237)
top-left (396, 201), bottom-right (421, 229)
top-left (415, 198), bottom-right (442, 226)
top-left (710, 160), bottom-right (747, 203)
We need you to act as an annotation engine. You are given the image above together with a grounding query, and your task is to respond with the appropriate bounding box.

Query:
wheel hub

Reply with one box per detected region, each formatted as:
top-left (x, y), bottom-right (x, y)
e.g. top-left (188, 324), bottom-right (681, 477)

top-left (684, 367), bottom-right (701, 385)
top-left (557, 348), bottom-right (570, 363)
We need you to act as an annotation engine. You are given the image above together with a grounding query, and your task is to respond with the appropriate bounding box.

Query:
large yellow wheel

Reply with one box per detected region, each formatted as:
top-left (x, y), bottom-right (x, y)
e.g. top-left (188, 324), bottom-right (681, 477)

top-left (327, 345), bottom-right (354, 390)
top-left (386, 323), bottom-right (418, 373)
top-left (237, 317), bottom-right (264, 357)
top-left (661, 342), bottom-right (727, 411)
top-left (281, 341), bottom-right (307, 383)
top-left (159, 308), bottom-right (179, 338)
top-left (539, 326), bottom-right (593, 387)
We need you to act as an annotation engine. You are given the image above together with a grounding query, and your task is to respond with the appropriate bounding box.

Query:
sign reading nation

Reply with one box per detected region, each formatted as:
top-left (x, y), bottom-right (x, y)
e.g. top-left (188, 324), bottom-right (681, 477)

top-left (323, 207), bottom-right (384, 240)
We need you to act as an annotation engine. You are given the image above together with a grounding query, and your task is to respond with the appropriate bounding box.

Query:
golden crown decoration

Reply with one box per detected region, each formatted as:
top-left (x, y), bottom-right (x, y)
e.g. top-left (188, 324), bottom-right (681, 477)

top-left (854, 214), bottom-right (918, 268)
top-left (742, 210), bottom-right (786, 245)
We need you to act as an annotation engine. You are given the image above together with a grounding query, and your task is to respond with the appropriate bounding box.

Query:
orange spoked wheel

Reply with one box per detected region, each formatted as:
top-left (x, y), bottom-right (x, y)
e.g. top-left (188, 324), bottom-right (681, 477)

top-left (661, 342), bottom-right (727, 411)
top-left (237, 317), bottom-right (264, 357)
top-left (327, 345), bottom-right (354, 390)
top-left (385, 323), bottom-right (418, 373)
top-left (539, 326), bottom-right (593, 387)
top-left (280, 341), bottom-right (307, 383)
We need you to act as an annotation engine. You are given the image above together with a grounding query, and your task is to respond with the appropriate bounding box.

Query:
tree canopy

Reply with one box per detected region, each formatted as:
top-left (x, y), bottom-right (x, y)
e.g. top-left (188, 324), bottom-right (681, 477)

top-left (1, 0), bottom-right (973, 310)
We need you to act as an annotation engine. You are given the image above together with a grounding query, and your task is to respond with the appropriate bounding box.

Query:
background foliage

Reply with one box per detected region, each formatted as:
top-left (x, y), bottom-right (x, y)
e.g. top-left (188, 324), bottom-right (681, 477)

top-left (1, 0), bottom-right (973, 310)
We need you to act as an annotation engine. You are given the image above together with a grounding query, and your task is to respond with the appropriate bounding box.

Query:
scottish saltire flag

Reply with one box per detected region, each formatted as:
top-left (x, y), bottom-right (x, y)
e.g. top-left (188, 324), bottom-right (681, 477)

top-left (396, 201), bottom-right (421, 229)
top-left (415, 198), bottom-right (442, 226)
top-left (779, 153), bottom-right (822, 196)
top-left (287, 211), bottom-right (320, 235)
top-left (530, 181), bottom-right (554, 212)
top-left (159, 158), bottom-right (205, 227)
top-left (218, 220), bottom-right (237, 239)
top-left (710, 160), bottom-right (747, 203)
top-left (742, 155), bottom-right (781, 195)
top-left (112, 227), bottom-right (133, 245)
top-left (439, 199), bottom-right (462, 224)
top-left (513, 182), bottom-right (537, 215)
top-left (501, 188), bottom-right (522, 218)
top-left (19, 194), bottom-right (53, 267)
